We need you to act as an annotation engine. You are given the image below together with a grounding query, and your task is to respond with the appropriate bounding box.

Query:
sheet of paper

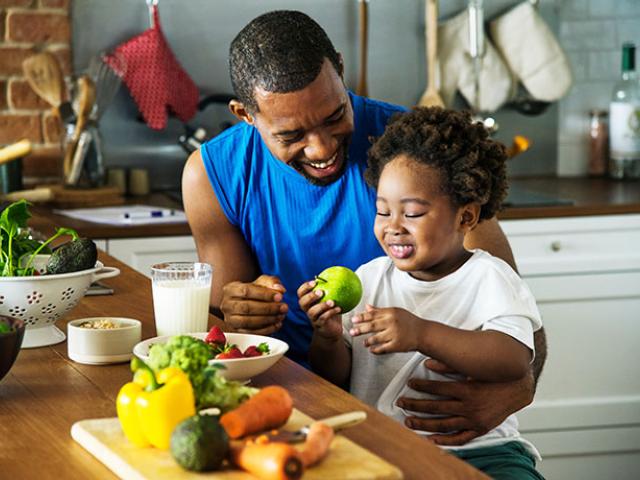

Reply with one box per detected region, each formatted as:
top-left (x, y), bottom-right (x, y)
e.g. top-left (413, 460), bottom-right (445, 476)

top-left (54, 205), bottom-right (187, 226)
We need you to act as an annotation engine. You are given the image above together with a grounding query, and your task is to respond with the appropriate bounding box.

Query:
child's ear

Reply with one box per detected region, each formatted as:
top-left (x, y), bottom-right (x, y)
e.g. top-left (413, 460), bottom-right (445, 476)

top-left (459, 203), bottom-right (481, 232)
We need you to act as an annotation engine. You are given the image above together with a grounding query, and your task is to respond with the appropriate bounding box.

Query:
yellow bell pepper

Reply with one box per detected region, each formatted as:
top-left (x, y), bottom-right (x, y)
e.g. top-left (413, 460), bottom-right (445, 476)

top-left (116, 358), bottom-right (196, 450)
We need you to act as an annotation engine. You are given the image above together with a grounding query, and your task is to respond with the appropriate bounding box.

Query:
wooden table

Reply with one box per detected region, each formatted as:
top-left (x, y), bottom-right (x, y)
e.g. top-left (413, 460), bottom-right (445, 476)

top-left (0, 253), bottom-right (486, 480)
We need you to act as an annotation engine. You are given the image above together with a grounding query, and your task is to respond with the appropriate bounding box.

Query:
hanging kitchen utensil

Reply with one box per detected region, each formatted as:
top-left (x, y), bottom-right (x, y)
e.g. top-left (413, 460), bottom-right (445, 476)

top-left (437, 8), bottom-right (511, 114)
top-left (356, 0), bottom-right (369, 97)
top-left (417, 0), bottom-right (444, 107)
top-left (490, 0), bottom-right (571, 115)
top-left (104, 0), bottom-right (199, 130)
top-left (466, 0), bottom-right (498, 134)
top-left (21, 52), bottom-right (73, 123)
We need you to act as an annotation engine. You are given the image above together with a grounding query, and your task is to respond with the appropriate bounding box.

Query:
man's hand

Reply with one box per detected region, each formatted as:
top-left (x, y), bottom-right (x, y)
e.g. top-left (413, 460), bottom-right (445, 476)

top-left (396, 358), bottom-right (535, 446)
top-left (298, 280), bottom-right (343, 340)
top-left (220, 274), bottom-right (288, 335)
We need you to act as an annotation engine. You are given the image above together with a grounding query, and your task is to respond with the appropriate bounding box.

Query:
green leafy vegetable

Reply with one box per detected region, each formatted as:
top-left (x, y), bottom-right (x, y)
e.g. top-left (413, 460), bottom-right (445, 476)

top-left (0, 200), bottom-right (79, 277)
top-left (0, 323), bottom-right (13, 334)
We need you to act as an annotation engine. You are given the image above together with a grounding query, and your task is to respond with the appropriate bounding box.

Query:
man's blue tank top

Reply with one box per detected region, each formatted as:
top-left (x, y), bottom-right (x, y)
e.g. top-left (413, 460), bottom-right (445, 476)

top-left (201, 92), bottom-right (406, 366)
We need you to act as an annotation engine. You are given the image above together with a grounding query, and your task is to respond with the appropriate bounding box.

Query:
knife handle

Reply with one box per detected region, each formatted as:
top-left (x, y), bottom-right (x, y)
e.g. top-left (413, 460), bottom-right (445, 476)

top-left (318, 411), bottom-right (367, 431)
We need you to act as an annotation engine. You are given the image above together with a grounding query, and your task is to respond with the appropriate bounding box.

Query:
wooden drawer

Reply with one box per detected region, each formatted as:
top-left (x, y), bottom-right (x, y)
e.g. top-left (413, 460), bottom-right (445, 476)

top-left (501, 214), bottom-right (640, 275)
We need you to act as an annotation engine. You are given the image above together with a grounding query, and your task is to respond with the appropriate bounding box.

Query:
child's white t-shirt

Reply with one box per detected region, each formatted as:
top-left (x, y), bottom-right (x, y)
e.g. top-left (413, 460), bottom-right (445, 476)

top-left (342, 249), bottom-right (542, 457)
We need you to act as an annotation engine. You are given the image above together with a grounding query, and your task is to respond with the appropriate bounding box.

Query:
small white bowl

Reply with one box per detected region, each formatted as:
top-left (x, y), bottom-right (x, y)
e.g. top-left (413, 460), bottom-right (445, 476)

top-left (67, 317), bottom-right (142, 365)
top-left (133, 332), bottom-right (288, 382)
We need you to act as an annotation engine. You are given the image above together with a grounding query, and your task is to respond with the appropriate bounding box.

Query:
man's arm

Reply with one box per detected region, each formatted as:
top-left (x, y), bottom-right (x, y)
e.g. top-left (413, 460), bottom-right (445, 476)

top-left (532, 326), bottom-right (547, 387)
top-left (464, 216), bottom-right (517, 271)
top-left (182, 149), bottom-right (260, 312)
top-left (182, 150), bottom-right (287, 334)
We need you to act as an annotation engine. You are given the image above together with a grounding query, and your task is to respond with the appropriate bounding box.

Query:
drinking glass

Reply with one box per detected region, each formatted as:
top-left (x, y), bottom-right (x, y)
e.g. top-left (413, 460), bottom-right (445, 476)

top-left (151, 262), bottom-right (212, 336)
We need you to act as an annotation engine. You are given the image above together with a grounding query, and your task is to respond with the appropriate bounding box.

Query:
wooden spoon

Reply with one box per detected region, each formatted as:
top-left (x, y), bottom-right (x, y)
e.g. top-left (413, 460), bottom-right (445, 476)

top-left (22, 52), bottom-right (65, 110)
top-left (417, 0), bottom-right (444, 108)
top-left (63, 75), bottom-right (96, 180)
top-left (356, 0), bottom-right (369, 97)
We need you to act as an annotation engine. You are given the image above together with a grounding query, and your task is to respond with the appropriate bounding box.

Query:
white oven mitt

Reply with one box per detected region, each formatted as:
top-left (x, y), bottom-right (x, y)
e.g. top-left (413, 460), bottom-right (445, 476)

top-left (438, 9), bottom-right (512, 112)
top-left (490, 1), bottom-right (572, 102)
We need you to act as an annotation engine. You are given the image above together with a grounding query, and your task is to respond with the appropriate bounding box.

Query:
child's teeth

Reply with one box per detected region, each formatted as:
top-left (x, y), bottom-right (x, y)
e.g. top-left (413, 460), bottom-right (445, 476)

top-left (390, 245), bottom-right (413, 258)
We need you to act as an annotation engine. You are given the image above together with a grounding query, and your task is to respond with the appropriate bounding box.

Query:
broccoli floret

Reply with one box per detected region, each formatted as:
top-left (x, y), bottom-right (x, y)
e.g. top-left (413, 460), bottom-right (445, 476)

top-left (147, 336), bottom-right (213, 390)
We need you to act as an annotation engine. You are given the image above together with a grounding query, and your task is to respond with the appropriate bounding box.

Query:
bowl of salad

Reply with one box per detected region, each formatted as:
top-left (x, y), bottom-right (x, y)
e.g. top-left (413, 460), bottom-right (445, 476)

top-left (0, 200), bottom-right (120, 348)
top-left (134, 327), bottom-right (289, 382)
top-left (0, 315), bottom-right (25, 382)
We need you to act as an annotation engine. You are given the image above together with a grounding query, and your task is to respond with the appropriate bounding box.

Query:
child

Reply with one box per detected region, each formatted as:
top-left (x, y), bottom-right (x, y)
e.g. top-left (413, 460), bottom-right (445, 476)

top-left (298, 107), bottom-right (544, 479)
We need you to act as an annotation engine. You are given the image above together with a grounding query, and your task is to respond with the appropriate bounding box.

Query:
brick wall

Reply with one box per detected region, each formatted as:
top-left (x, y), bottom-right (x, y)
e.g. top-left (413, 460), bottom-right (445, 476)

top-left (0, 0), bottom-right (71, 183)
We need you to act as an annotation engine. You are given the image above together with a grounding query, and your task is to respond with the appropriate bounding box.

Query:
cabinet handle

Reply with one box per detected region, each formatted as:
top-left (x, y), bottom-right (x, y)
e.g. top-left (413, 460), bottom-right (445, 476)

top-left (550, 240), bottom-right (562, 252)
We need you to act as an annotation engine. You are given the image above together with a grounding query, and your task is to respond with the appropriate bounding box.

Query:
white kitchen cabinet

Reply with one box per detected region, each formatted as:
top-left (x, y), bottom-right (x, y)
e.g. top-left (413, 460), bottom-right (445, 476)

top-left (501, 214), bottom-right (640, 480)
top-left (102, 236), bottom-right (198, 277)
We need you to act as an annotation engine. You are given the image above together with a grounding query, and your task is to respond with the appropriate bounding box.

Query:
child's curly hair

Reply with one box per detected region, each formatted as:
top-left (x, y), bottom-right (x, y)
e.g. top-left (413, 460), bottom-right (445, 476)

top-left (365, 107), bottom-right (508, 221)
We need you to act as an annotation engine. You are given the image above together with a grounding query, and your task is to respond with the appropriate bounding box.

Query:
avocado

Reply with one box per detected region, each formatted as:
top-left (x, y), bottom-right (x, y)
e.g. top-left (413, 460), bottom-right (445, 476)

top-left (46, 238), bottom-right (97, 275)
top-left (170, 414), bottom-right (229, 472)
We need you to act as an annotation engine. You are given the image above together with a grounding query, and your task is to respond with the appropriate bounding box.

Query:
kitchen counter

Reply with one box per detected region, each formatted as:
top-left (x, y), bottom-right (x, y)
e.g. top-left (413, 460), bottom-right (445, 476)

top-left (25, 177), bottom-right (640, 239)
top-left (0, 252), bottom-right (486, 480)
top-left (499, 176), bottom-right (640, 220)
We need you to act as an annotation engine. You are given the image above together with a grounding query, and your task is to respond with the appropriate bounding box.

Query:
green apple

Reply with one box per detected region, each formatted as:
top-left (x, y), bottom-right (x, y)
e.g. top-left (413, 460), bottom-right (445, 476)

top-left (312, 266), bottom-right (363, 313)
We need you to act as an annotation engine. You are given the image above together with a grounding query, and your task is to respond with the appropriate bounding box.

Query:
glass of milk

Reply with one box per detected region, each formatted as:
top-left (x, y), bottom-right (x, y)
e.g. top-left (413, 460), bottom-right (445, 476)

top-left (151, 262), bottom-right (212, 336)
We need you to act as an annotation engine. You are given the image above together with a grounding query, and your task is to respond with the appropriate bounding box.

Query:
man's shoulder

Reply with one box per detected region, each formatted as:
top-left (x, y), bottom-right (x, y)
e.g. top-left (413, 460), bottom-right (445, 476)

top-left (349, 92), bottom-right (407, 146)
top-left (200, 122), bottom-right (260, 175)
top-left (350, 92), bottom-right (407, 119)
top-left (204, 121), bottom-right (254, 150)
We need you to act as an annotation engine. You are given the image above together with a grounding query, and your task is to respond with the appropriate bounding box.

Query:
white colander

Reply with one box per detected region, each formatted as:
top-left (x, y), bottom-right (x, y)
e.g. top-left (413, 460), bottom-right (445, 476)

top-left (0, 255), bottom-right (120, 348)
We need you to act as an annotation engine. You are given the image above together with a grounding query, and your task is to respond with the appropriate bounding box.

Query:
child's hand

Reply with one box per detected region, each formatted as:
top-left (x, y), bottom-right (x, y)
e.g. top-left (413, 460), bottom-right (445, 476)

top-left (297, 280), bottom-right (343, 340)
top-left (350, 305), bottom-right (423, 354)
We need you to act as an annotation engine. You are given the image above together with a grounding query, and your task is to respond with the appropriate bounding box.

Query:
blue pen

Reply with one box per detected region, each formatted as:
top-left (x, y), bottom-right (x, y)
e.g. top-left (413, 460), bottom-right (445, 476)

top-left (123, 209), bottom-right (176, 220)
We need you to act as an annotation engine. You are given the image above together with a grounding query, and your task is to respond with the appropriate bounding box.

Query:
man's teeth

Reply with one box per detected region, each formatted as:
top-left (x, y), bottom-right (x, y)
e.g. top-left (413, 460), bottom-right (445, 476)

top-left (309, 153), bottom-right (337, 169)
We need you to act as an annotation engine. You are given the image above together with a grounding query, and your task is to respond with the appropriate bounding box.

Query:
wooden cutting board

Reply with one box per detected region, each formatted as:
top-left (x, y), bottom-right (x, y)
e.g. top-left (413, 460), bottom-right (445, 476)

top-left (71, 409), bottom-right (403, 480)
top-left (38, 184), bottom-right (125, 207)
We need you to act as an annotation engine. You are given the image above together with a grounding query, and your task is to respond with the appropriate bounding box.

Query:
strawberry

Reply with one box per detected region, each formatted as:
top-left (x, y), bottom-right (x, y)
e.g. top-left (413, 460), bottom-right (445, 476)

top-left (243, 342), bottom-right (270, 357)
top-left (205, 326), bottom-right (226, 348)
top-left (215, 345), bottom-right (244, 359)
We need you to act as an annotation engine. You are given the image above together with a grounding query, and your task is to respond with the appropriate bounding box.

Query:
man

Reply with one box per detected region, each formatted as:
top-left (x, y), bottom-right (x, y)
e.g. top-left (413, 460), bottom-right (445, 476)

top-left (183, 10), bottom-right (547, 449)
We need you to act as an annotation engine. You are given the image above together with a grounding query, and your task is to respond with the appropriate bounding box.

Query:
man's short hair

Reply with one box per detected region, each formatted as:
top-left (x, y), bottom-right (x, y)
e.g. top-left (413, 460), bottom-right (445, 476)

top-left (229, 10), bottom-right (342, 112)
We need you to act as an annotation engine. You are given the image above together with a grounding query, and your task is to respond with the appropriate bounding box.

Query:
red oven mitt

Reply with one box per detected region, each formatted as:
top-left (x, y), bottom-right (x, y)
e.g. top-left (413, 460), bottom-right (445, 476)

top-left (105, 5), bottom-right (198, 130)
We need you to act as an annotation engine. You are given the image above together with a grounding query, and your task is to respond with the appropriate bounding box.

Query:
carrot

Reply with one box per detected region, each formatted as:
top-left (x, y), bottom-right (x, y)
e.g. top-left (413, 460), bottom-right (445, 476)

top-left (220, 386), bottom-right (293, 439)
top-left (230, 440), bottom-right (304, 480)
top-left (298, 421), bottom-right (334, 467)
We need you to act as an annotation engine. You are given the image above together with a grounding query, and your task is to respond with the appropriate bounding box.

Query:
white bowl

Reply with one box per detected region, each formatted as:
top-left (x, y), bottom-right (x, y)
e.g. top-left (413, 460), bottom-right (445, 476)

top-left (0, 255), bottom-right (120, 348)
top-left (68, 317), bottom-right (142, 365)
top-left (133, 332), bottom-right (289, 381)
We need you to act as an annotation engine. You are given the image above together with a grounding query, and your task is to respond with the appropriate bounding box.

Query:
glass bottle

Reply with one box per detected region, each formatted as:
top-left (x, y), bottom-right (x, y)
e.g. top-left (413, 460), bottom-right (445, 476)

top-left (588, 110), bottom-right (608, 176)
top-left (609, 42), bottom-right (640, 179)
